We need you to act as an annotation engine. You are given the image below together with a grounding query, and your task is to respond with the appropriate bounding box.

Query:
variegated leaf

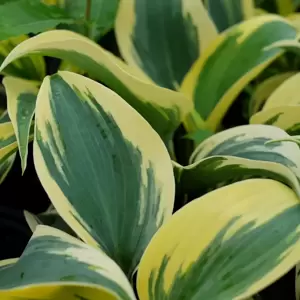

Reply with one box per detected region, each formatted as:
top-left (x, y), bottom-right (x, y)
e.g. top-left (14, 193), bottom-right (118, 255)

top-left (0, 29), bottom-right (192, 144)
top-left (204, 0), bottom-right (255, 32)
top-left (173, 155), bottom-right (300, 200)
top-left (0, 35), bottom-right (45, 80)
top-left (0, 122), bottom-right (19, 166)
top-left (33, 71), bottom-right (175, 277)
top-left (0, 258), bottom-right (17, 271)
top-left (138, 178), bottom-right (300, 299)
top-left (250, 73), bottom-right (300, 134)
top-left (0, 225), bottom-right (136, 300)
top-left (181, 15), bottom-right (297, 131)
top-left (0, 111), bottom-right (10, 123)
top-left (3, 76), bottom-right (38, 172)
top-left (249, 72), bottom-right (296, 116)
top-left (190, 125), bottom-right (300, 176)
top-left (115, 0), bottom-right (218, 90)
top-left (0, 112), bottom-right (15, 183)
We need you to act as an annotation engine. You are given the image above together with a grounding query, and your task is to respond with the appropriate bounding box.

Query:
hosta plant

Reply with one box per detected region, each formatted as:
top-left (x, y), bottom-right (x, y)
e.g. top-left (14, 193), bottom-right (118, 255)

top-left (2, 0), bottom-right (300, 299)
top-left (1, 71), bottom-right (300, 300)
top-left (1, 0), bottom-right (300, 176)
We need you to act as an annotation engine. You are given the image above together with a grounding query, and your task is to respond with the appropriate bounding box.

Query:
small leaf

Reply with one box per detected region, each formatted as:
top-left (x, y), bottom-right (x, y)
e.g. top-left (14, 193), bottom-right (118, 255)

top-left (3, 76), bottom-right (38, 173)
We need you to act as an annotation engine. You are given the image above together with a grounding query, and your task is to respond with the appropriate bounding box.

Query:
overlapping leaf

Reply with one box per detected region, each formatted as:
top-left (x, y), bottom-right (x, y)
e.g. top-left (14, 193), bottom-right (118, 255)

top-left (181, 15), bottom-right (297, 131)
top-left (249, 71), bottom-right (296, 116)
top-left (61, 0), bottom-right (120, 40)
top-left (33, 71), bottom-right (175, 277)
top-left (138, 178), bottom-right (300, 299)
top-left (115, 0), bottom-right (218, 90)
top-left (0, 35), bottom-right (45, 80)
top-left (0, 29), bottom-right (192, 144)
top-left (204, 0), bottom-right (255, 32)
top-left (0, 122), bottom-right (19, 167)
top-left (175, 124), bottom-right (300, 199)
top-left (0, 0), bottom-right (74, 40)
top-left (250, 72), bottom-right (300, 134)
top-left (0, 225), bottom-right (137, 300)
top-left (0, 112), bottom-right (15, 183)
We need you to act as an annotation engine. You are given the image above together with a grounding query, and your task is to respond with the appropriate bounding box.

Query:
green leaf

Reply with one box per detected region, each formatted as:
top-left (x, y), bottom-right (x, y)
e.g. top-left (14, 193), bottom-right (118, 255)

top-left (0, 225), bottom-right (137, 300)
top-left (33, 71), bottom-right (175, 277)
top-left (0, 0), bottom-right (74, 40)
top-left (3, 76), bottom-right (38, 173)
top-left (184, 128), bottom-right (214, 146)
top-left (61, 0), bottom-right (120, 40)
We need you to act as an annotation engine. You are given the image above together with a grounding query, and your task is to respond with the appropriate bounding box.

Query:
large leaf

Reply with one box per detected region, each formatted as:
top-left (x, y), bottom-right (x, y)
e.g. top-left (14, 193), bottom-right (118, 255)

top-left (115, 0), bottom-right (218, 90)
top-left (3, 76), bottom-right (38, 173)
top-left (0, 29), bottom-right (192, 144)
top-left (250, 73), bottom-right (300, 134)
top-left (0, 35), bottom-right (45, 80)
top-left (33, 71), bottom-right (175, 277)
top-left (137, 178), bottom-right (300, 299)
top-left (181, 15), bottom-right (297, 131)
top-left (204, 0), bottom-right (255, 32)
top-left (61, 0), bottom-right (120, 40)
top-left (0, 225), bottom-right (136, 300)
